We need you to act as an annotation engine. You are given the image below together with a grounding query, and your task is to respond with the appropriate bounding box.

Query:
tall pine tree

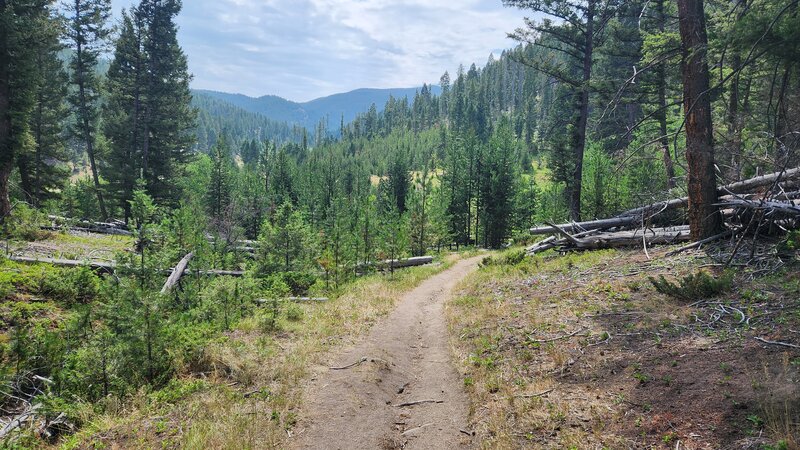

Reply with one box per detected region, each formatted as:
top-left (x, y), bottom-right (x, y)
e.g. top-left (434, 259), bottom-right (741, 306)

top-left (65, 0), bottom-right (112, 219)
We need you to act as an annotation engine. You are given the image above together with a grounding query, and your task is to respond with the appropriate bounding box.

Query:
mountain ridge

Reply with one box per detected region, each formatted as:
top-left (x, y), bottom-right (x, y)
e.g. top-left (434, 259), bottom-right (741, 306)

top-left (193, 85), bottom-right (441, 131)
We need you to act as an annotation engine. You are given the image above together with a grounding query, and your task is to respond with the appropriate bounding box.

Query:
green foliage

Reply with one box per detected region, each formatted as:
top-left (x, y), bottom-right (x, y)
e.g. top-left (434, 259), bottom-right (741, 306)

top-left (481, 248), bottom-right (527, 267)
top-left (649, 270), bottom-right (734, 301)
top-left (1, 203), bottom-right (48, 241)
top-left (149, 378), bottom-right (209, 405)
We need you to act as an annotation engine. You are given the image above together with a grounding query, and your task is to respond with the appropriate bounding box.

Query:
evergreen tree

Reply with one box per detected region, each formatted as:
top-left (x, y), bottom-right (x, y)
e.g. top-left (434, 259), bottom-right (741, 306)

top-left (257, 201), bottom-right (313, 273)
top-left (65, 0), bottom-right (112, 219)
top-left (104, 0), bottom-right (196, 220)
top-left (18, 9), bottom-right (69, 206)
top-left (0, 0), bottom-right (54, 223)
top-left (206, 134), bottom-right (233, 223)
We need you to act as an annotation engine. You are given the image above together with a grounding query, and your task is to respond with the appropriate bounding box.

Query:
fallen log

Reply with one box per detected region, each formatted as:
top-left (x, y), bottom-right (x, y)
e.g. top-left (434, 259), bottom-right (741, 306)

top-left (40, 225), bottom-right (133, 237)
top-left (620, 168), bottom-right (800, 219)
top-left (7, 255), bottom-right (244, 277)
top-left (574, 227), bottom-right (691, 250)
top-left (721, 167), bottom-right (800, 195)
top-left (530, 216), bottom-right (638, 235)
top-left (716, 198), bottom-right (800, 216)
top-left (161, 252), bottom-right (194, 294)
top-left (531, 168), bottom-right (800, 238)
top-left (528, 227), bottom-right (691, 254)
top-left (379, 256), bottom-right (434, 269)
top-left (7, 255), bottom-right (117, 272)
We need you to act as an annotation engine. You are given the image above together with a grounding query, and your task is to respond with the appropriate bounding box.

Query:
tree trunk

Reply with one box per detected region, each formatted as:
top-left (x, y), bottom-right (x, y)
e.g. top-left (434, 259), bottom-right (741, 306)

top-left (569, 0), bottom-right (595, 222)
top-left (677, 0), bottom-right (722, 240)
top-left (0, 0), bottom-right (12, 224)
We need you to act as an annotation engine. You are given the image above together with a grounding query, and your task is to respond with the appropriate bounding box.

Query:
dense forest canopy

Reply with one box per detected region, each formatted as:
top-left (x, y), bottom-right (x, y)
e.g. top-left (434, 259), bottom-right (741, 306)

top-left (0, 0), bottom-right (798, 445)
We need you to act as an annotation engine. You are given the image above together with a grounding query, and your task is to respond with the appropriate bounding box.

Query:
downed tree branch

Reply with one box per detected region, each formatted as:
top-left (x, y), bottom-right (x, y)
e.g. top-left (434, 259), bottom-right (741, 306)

top-left (543, 221), bottom-right (586, 246)
top-left (666, 230), bottom-right (734, 256)
top-left (393, 399), bottom-right (444, 407)
top-left (330, 357), bottom-right (368, 370)
top-left (527, 328), bottom-right (587, 343)
top-left (514, 389), bottom-right (554, 398)
top-left (328, 356), bottom-right (390, 370)
top-left (160, 252), bottom-right (194, 294)
top-left (754, 337), bottom-right (800, 349)
top-left (0, 403), bottom-right (41, 439)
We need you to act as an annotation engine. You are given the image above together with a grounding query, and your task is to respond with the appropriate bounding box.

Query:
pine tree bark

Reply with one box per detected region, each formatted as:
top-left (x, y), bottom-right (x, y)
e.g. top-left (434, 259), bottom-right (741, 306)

top-left (0, 0), bottom-right (12, 224)
top-left (677, 0), bottom-right (722, 240)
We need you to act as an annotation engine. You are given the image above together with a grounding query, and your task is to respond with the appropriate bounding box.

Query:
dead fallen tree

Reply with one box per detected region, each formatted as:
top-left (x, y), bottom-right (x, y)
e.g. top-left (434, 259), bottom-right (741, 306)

top-left (380, 256), bottom-right (434, 269)
top-left (527, 167), bottom-right (800, 255)
top-left (7, 255), bottom-right (244, 278)
top-left (161, 252), bottom-right (195, 294)
top-left (44, 216), bottom-right (132, 236)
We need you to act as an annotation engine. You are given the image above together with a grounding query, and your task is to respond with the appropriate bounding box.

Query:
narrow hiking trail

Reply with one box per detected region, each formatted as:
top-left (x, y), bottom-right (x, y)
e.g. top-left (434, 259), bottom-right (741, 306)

top-left (291, 256), bottom-right (482, 450)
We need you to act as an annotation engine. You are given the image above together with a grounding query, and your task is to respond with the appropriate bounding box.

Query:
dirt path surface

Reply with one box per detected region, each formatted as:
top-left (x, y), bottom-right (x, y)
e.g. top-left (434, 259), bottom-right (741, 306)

top-left (291, 257), bottom-right (482, 450)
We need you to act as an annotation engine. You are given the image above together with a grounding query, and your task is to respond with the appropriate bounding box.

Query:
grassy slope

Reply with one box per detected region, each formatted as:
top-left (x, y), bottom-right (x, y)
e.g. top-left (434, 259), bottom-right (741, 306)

top-left (64, 255), bottom-right (461, 449)
top-left (447, 248), bottom-right (800, 449)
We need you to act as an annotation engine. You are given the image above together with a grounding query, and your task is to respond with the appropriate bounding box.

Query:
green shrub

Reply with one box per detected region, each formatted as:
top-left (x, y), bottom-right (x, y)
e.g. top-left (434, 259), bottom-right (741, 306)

top-left (481, 248), bottom-right (527, 267)
top-left (36, 266), bottom-right (100, 305)
top-left (149, 378), bottom-right (209, 405)
top-left (2, 203), bottom-right (48, 241)
top-left (279, 271), bottom-right (317, 296)
top-left (285, 303), bottom-right (303, 322)
top-left (649, 270), bottom-right (733, 301)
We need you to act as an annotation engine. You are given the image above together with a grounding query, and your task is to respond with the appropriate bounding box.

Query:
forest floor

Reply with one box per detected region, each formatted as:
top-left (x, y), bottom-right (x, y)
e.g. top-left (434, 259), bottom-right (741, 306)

top-left (447, 248), bottom-right (800, 449)
top-left (290, 255), bottom-right (484, 450)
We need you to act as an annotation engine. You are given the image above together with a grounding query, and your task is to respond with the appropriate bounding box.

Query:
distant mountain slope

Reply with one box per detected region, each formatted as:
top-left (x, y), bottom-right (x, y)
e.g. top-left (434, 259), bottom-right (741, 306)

top-left (194, 86), bottom-right (442, 130)
top-left (192, 92), bottom-right (303, 152)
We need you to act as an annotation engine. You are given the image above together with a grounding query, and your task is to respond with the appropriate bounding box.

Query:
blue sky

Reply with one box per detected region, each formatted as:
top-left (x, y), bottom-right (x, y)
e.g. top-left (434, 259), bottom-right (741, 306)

top-left (110, 0), bottom-right (528, 102)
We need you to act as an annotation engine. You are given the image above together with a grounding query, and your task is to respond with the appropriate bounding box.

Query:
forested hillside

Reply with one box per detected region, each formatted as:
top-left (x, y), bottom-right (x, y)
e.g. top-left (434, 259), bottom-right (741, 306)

top-left (0, 0), bottom-right (799, 447)
top-left (197, 86), bottom-right (443, 133)
top-left (192, 91), bottom-right (305, 153)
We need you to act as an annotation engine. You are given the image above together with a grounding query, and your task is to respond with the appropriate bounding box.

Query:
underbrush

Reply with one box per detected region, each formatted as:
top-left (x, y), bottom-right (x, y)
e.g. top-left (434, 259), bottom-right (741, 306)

top-left (57, 254), bottom-right (457, 449)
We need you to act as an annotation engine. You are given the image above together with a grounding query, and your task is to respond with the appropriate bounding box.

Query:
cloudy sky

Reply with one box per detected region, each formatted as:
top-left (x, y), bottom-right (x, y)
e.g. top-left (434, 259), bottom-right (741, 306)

top-left (110, 0), bottom-right (529, 102)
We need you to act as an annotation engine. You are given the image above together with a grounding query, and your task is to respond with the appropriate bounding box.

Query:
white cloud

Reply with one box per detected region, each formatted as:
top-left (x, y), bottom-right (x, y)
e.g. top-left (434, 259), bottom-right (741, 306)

top-left (111, 0), bottom-right (527, 101)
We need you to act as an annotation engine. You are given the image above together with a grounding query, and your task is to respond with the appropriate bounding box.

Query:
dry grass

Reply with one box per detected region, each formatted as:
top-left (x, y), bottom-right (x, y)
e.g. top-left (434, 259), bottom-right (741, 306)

top-left (64, 255), bottom-right (459, 449)
top-left (447, 248), bottom-right (800, 449)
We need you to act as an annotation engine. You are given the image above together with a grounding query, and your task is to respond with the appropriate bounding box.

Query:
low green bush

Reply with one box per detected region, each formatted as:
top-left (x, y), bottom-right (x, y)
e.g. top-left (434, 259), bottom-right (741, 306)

top-left (649, 270), bottom-right (733, 301)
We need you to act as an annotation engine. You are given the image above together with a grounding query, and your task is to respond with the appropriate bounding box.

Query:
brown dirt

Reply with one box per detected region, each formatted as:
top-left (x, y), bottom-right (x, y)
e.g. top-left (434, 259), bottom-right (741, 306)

top-left (448, 249), bottom-right (800, 449)
top-left (291, 256), bottom-right (483, 450)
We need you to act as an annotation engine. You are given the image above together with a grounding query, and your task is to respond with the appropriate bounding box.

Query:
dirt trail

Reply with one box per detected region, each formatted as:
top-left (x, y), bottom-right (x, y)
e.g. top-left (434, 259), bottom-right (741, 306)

top-left (291, 257), bottom-right (482, 450)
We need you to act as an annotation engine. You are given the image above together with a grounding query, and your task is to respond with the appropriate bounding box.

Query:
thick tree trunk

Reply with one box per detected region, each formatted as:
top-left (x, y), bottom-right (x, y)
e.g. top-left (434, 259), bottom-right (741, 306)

top-left (677, 0), bottom-right (722, 240)
top-left (0, 0), bottom-right (12, 224)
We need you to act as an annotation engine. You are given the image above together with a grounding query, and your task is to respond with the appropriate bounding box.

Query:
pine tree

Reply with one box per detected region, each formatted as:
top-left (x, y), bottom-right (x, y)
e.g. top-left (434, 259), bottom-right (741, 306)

top-left (483, 117), bottom-right (517, 248)
top-left (206, 134), bottom-right (233, 222)
top-left (0, 0), bottom-right (54, 223)
top-left (104, 11), bottom-right (145, 221)
top-left (65, 0), bottom-right (112, 219)
top-left (504, 0), bottom-right (619, 221)
top-left (104, 0), bottom-right (196, 220)
top-left (18, 8), bottom-right (69, 206)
